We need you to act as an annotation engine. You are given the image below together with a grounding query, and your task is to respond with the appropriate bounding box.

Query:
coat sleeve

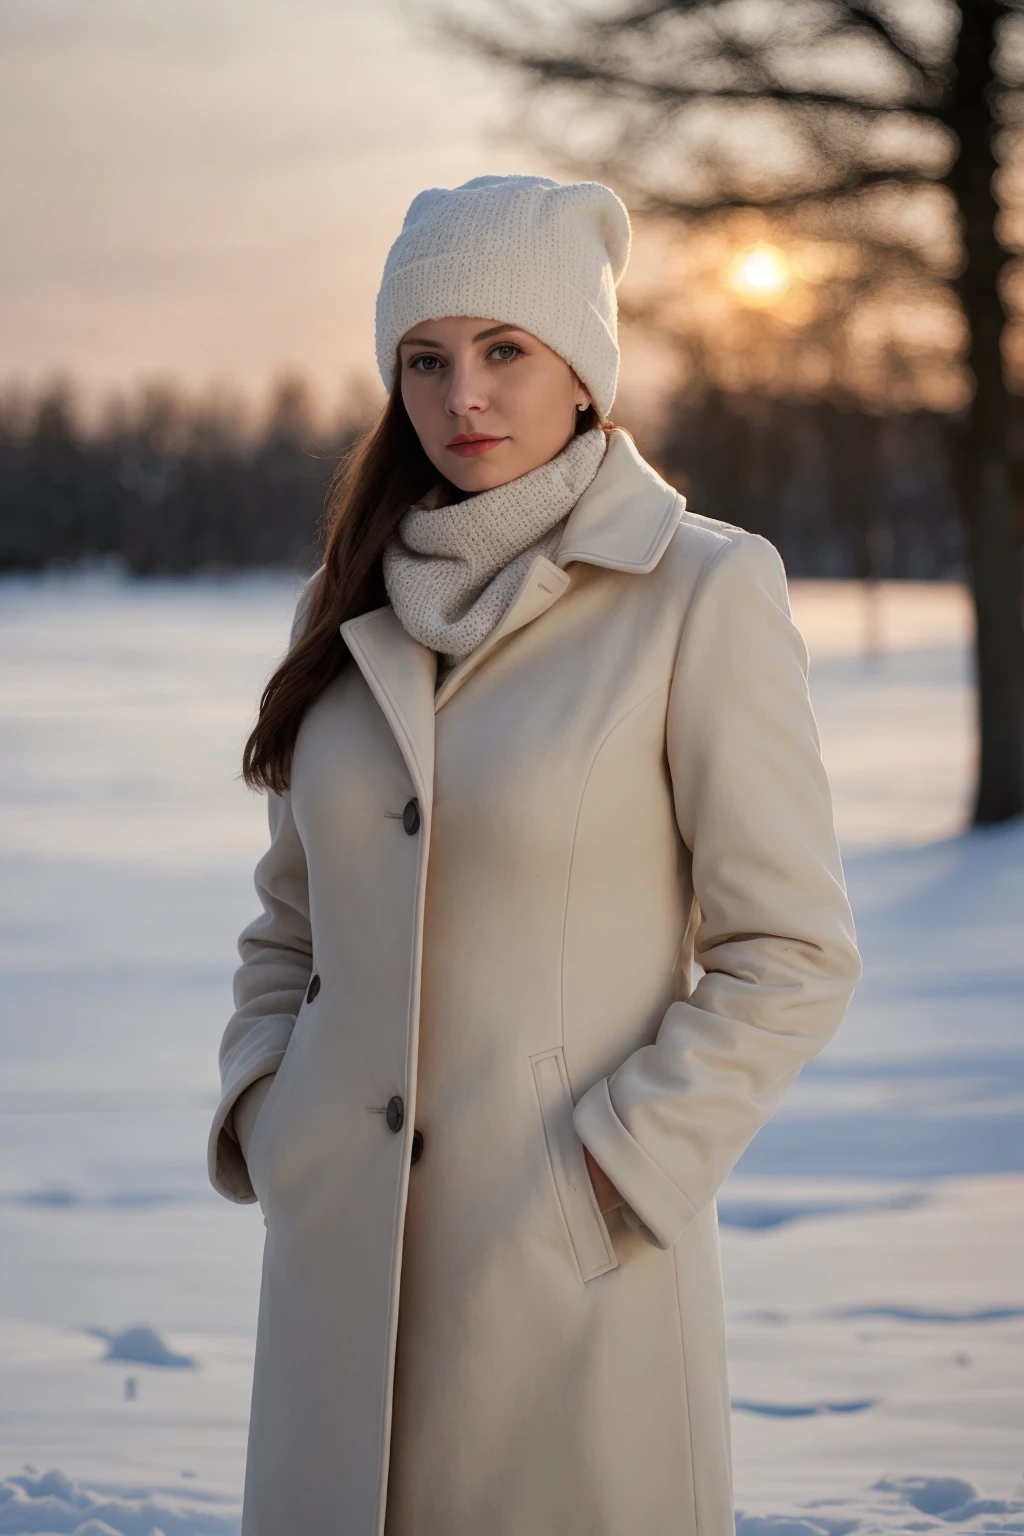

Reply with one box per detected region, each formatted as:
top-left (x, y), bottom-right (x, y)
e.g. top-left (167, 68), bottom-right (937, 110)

top-left (207, 576), bottom-right (320, 1203)
top-left (573, 531), bottom-right (862, 1249)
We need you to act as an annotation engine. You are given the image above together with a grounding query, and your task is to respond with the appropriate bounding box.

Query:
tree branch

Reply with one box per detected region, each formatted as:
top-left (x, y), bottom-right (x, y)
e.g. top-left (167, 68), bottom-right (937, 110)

top-left (441, 20), bottom-right (940, 117)
top-left (844, 1), bottom-right (944, 93)
top-left (634, 165), bottom-right (938, 216)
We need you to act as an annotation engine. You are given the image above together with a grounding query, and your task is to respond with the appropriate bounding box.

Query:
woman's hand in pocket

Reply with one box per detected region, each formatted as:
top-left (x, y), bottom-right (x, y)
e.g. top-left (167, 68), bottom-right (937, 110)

top-left (233, 1074), bottom-right (275, 1169)
top-left (584, 1145), bottom-right (624, 1214)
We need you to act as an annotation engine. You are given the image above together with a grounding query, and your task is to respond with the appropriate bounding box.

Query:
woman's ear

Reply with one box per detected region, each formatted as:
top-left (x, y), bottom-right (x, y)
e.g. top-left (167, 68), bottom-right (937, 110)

top-left (573, 373), bottom-right (593, 413)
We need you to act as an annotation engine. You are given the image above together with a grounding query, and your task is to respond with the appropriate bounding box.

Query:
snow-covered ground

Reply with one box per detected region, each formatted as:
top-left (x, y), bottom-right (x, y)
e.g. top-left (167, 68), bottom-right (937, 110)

top-left (0, 572), bottom-right (1021, 1534)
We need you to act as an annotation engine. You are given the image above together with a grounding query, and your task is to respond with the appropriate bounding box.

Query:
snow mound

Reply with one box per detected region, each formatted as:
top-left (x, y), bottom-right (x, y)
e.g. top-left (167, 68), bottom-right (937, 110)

top-left (875, 1476), bottom-right (1024, 1525)
top-left (877, 1476), bottom-right (979, 1516)
top-left (737, 1479), bottom-right (1024, 1536)
top-left (89, 1326), bottom-right (196, 1369)
top-left (0, 1467), bottom-right (239, 1534)
top-left (2, 1466), bottom-right (1023, 1536)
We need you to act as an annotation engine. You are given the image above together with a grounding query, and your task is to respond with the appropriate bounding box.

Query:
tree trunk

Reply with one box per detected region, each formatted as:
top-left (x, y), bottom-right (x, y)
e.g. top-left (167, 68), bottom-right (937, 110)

top-left (946, 0), bottom-right (1024, 823)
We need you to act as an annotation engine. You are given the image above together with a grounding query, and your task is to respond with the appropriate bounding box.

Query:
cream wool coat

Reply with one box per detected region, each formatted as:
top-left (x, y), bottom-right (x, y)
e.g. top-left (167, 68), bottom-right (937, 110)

top-left (209, 428), bottom-right (861, 1536)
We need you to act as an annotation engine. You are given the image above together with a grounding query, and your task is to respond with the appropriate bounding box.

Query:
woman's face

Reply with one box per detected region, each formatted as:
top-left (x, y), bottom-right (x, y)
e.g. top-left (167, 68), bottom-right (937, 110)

top-left (398, 317), bottom-right (593, 493)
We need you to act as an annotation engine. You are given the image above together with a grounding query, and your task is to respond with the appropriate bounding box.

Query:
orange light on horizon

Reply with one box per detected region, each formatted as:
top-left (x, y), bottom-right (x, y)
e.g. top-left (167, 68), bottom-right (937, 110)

top-left (725, 243), bottom-right (793, 307)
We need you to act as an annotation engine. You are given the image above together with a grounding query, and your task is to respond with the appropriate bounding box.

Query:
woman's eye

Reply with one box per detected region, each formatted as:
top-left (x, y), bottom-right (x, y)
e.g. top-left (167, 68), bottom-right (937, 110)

top-left (489, 344), bottom-right (522, 363)
top-left (409, 354), bottom-right (444, 372)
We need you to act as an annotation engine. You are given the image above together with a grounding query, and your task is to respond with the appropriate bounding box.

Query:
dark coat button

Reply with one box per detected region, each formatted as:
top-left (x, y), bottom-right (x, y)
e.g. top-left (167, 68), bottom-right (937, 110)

top-left (411, 1129), bottom-right (424, 1164)
top-left (385, 1095), bottom-right (405, 1133)
top-left (306, 973), bottom-right (320, 1003)
top-left (402, 799), bottom-right (420, 835)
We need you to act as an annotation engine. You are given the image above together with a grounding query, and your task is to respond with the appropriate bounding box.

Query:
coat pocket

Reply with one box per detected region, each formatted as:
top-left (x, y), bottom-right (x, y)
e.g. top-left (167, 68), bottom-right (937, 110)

top-left (245, 997), bottom-right (310, 1211)
top-left (244, 1061), bottom-right (287, 1212)
top-left (530, 1046), bottom-right (619, 1283)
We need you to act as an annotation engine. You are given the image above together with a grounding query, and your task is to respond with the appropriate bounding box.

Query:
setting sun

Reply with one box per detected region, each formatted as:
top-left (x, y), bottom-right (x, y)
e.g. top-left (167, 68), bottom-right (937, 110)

top-left (725, 242), bottom-right (793, 306)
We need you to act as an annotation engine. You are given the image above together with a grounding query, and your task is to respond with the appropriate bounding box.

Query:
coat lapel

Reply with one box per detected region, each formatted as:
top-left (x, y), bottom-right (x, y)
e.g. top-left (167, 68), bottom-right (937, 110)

top-left (341, 606), bottom-right (437, 810)
top-left (433, 555), bottom-right (571, 711)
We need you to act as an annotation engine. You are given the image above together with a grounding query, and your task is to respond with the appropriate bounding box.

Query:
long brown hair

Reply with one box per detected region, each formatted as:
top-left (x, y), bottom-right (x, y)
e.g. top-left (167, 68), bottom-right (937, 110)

top-left (243, 381), bottom-right (609, 793)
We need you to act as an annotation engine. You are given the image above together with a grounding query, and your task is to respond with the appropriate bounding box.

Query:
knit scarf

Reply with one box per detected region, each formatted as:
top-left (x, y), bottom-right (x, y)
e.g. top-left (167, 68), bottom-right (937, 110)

top-left (383, 427), bottom-right (607, 673)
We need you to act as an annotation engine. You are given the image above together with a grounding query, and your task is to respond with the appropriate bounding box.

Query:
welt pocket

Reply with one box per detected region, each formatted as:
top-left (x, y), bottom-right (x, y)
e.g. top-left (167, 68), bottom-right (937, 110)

top-left (530, 1046), bottom-right (618, 1283)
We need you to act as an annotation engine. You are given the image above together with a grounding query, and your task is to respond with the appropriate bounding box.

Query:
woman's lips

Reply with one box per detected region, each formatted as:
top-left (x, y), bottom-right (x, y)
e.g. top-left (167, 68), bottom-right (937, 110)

top-left (446, 436), bottom-right (506, 458)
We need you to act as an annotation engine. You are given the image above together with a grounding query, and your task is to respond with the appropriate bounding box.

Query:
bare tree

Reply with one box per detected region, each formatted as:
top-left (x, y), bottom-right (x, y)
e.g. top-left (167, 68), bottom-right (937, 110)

top-left (439, 0), bottom-right (1024, 824)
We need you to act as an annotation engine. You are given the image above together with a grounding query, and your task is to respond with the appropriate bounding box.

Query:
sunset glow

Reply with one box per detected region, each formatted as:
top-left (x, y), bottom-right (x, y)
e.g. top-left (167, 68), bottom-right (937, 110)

top-left (726, 243), bottom-right (793, 306)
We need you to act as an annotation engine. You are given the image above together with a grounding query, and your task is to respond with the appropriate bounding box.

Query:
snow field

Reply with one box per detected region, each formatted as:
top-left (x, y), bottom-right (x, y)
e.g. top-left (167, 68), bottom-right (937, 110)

top-left (0, 572), bottom-right (1021, 1533)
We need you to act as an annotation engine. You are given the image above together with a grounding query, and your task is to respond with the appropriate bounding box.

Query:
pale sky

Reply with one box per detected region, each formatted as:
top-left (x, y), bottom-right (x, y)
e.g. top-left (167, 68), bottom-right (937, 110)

top-left (1, 0), bottom-right (561, 407)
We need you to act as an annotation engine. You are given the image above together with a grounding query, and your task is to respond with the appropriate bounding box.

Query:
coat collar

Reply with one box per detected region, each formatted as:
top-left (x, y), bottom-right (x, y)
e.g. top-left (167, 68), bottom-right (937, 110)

top-left (552, 428), bottom-right (684, 574)
top-left (339, 430), bottom-right (684, 793)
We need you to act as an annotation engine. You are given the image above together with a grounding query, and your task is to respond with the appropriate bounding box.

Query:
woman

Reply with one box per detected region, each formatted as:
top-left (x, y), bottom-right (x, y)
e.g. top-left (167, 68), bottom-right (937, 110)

top-left (209, 174), bottom-right (861, 1536)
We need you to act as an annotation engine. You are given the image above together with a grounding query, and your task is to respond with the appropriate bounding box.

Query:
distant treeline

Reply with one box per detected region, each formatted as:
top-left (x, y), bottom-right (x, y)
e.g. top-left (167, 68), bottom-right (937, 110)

top-left (0, 376), bottom-right (974, 579)
top-left (0, 378), bottom-right (363, 576)
top-left (658, 390), bottom-right (966, 581)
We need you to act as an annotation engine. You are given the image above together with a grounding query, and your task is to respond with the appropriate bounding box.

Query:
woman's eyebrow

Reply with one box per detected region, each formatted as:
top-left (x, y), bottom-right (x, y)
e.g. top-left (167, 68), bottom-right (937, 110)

top-left (399, 323), bottom-right (522, 350)
top-left (472, 323), bottom-right (521, 341)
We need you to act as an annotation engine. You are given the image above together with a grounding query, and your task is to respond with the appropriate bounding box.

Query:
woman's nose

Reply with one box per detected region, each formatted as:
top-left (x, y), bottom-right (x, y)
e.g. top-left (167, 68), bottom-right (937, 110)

top-left (445, 362), bottom-right (488, 417)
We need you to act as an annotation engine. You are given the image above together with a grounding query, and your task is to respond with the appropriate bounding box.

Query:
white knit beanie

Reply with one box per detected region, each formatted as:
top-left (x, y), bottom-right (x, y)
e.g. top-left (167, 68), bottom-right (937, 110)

top-left (374, 174), bottom-right (632, 418)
